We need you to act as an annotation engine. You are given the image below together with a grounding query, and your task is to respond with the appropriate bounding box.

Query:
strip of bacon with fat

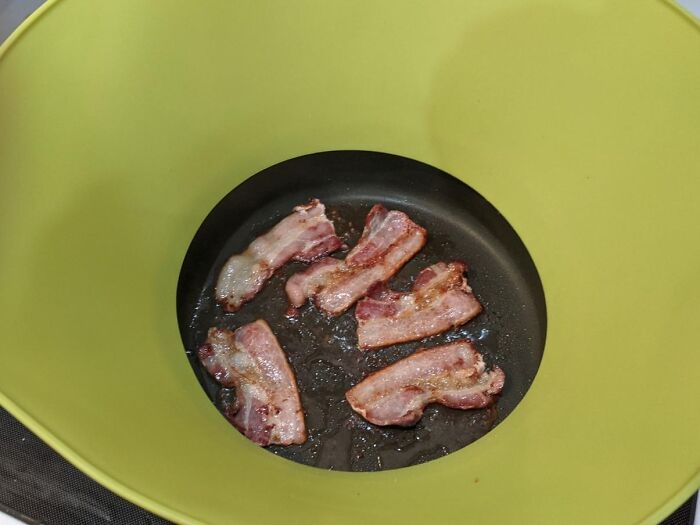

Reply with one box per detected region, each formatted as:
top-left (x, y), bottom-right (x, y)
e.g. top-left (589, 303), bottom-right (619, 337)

top-left (216, 199), bottom-right (342, 312)
top-left (285, 204), bottom-right (427, 316)
top-left (198, 320), bottom-right (307, 445)
top-left (345, 340), bottom-right (504, 426)
top-left (355, 261), bottom-right (482, 350)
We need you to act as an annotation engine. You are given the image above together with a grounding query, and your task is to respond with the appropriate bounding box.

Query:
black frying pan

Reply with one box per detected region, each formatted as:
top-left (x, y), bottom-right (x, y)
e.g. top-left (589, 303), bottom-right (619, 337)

top-left (176, 151), bottom-right (546, 471)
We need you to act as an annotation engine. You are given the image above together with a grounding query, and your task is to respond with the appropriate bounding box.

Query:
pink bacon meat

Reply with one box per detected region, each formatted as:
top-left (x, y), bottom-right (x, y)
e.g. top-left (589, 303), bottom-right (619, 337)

top-left (285, 204), bottom-right (427, 316)
top-left (346, 340), bottom-right (505, 427)
top-left (355, 261), bottom-right (482, 350)
top-left (198, 320), bottom-right (307, 446)
top-left (216, 199), bottom-right (342, 312)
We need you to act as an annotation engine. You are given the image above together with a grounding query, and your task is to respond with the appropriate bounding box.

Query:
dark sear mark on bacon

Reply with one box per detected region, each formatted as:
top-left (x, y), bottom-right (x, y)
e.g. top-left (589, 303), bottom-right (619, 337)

top-left (198, 320), bottom-right (307, 446)
top-left (355, 261), bottom-right (482, 350)
top-left (215, 199), bottom-right (342, 312)
top-left (346, 340), bottom-right (505, 427)
top-left (285, 204), bottom-right (427, 316)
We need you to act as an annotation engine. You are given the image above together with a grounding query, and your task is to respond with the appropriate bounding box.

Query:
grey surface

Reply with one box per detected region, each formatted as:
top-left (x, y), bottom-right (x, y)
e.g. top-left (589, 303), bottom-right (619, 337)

top-left (0, 0), bottom-right (45, 44)
top-left (679, 0), bottom-right (700, 18)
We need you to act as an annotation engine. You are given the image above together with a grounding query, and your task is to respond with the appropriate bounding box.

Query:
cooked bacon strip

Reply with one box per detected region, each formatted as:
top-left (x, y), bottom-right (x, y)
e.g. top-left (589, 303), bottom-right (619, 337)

top-left (285, 204), bottom-right (427, 316)
top-left (198, 320), bottom-right (307, 446)
top-left (216, 199), bottom-right (342, 312)
top-left (345, 340), bottom-right (505, 426)
top-left (355, 261), bottom-right (482, 350)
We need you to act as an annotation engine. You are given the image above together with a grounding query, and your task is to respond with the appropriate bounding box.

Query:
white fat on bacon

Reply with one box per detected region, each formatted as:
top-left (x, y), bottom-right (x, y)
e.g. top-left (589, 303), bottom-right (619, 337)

top-left (346, 340), bottom-right (504, 427)
top-left (216, 199), bottom-right (342, 312)
top-left (198, 320), bottom-right (306, 446)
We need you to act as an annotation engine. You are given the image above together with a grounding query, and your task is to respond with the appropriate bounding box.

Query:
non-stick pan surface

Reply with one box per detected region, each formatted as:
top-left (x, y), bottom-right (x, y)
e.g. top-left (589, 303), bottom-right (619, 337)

top-left (177, 151), bottom-right (546, 471)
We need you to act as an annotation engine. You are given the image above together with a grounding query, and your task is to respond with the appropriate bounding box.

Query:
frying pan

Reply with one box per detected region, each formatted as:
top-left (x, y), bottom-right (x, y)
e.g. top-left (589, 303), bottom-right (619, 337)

top-left (177, 150), bottom-right (547, 471)
top-left (0, 1), bottom-right (699, 524)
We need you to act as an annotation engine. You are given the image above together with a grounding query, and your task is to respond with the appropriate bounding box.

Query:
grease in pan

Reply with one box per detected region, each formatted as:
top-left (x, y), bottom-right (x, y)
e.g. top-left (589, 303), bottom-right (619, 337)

top-left (179, 150), bottom-right (547, 472)
top-left (198, 197), bottom-right (506, 461)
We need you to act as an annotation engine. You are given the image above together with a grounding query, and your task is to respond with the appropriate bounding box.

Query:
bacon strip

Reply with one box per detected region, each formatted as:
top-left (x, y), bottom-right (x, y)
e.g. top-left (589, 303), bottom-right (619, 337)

top-left (216, 199), bottom-right (342, 312)
top-left (198, 320), bottom-right (307, 446)
top-left (285, 204), bottom-right (427, 316)
top-left (345, 340), bottom-right (505, 426)
top-left (355, 261), bottom-right (482, 350)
